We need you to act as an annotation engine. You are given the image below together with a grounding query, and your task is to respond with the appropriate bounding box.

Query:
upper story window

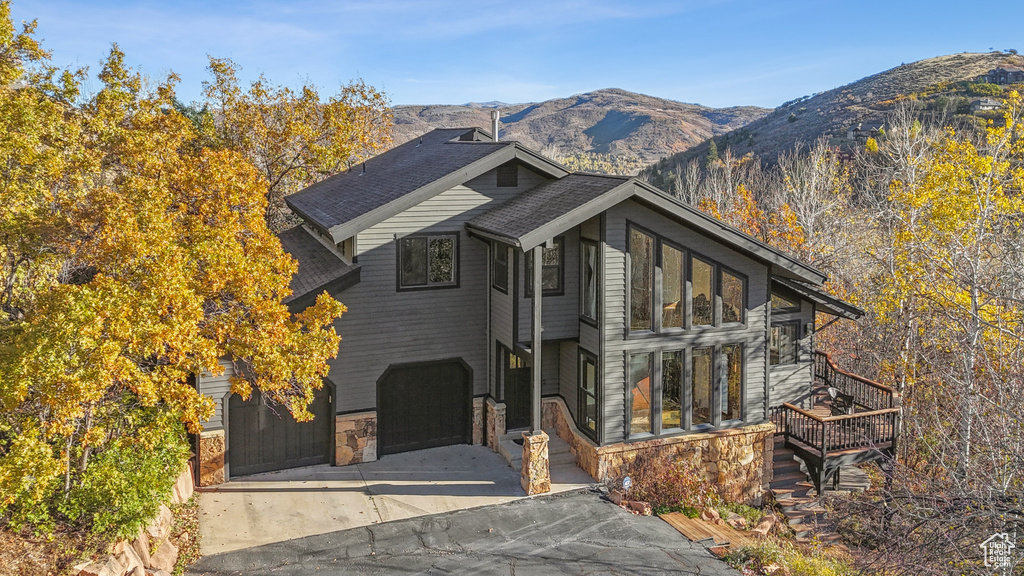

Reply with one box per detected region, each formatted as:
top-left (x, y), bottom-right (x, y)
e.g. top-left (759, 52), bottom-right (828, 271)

top-left (627, 222), bottom-right (747, 335)
top-left (580, 239), bottom-right (599, 322)
top-left (629, 228), bottom-right (654, 331)
top-left (525, 237), bottom-right (564, 297)
top-left (492, 243), bottom-right (509, 293)
top-left (771, 290), bottom-right (800, 313)
top-left (497, 163), bottom-right (518, 187)
top-left (770, 322), bottom-right (799, 365)
top-left (398, 233), bottom-right (458, 290)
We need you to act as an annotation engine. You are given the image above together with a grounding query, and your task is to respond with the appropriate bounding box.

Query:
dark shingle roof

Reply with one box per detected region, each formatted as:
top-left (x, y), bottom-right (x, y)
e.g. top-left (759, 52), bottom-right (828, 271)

top-left (278, 226), bottom-right (360, 307)
top-left (286, 128), bottom-right (511, 231)
top-left (468, 173), bottom-right (630, 248)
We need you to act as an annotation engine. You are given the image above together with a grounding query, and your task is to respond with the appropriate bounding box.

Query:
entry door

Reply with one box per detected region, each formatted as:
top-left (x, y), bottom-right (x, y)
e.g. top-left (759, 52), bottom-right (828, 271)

top-left (505, 366), bottom-right (532, 429)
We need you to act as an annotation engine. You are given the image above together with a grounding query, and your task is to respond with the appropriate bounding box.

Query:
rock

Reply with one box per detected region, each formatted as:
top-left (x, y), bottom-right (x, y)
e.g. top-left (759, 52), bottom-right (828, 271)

top-left (699, 507), bottom-right (720, 523)
top-left (148, 539), bottom-right (179, 574)
top-left (146, 505), bottom-right (173, 541)
top-left (129, 567), bottom-right (146, 576)
top-left (628, 501), bottom-right (652, 516)
top-left (171, 462), bottom-right (194, 505)
top-left (146, 570), bottom-right (173, 576)
top-left (607, 490), bottom-right (624, 506)
top-left (75, 555), bottom-right (125, 576)
top-left (725, 512), bottom-right (747, 530)
top-left (116, 542), bottom-right (144, 574)
top-left (131, 531), bottom-right (152, 568)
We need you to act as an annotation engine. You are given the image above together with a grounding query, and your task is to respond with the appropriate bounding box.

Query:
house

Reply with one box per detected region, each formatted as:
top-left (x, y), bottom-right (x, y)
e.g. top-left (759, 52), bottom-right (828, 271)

top-left (193, 121), bottom-right (871, 502)
top-left (982, 66), bottom-right (1024, 85)
top-left (846, 121), bottom-right (884, 144)
top-left (970, 97), bottom-right (1002, 112)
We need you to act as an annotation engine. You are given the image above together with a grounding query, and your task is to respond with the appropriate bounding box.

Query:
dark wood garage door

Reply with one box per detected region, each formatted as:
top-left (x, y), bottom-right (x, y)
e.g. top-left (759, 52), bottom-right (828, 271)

top-left (377, 359), bottom-right (471, 456)
top-left (228, 386), bottom-right (332, 477)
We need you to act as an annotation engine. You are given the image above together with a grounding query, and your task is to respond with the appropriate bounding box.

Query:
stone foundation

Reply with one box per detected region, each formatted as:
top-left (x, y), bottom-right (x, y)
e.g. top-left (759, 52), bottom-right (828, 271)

top-left (336, 411), bottom-right (377, 466)
top-left (198, 430), bottom-right (225, 486)
top-left (472, 397), bottom-right (485, 446)
top-left (520, 430), bottom-right (551, 495)
top-left (541, 397), bottom-right (775, 505)
top-left (485, 398), bottom-right (506, 451)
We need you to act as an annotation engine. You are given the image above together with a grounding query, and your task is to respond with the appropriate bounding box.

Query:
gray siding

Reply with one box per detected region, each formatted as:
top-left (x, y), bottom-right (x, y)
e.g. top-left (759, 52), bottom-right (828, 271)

top-left (542, 342), bottom-right (560, 396)
top-left (328, 165), bottom-right (550, 412)
top-left (601, 200), bottom-right (770, 444)
top-left (769, 298), bottom-right (816, 408)
top-left (559, 340), bottom-right (579, 421)
top-left (517, 228), bottom-right (580, 343)
top-left (199, 358), bottom-right (235, 431)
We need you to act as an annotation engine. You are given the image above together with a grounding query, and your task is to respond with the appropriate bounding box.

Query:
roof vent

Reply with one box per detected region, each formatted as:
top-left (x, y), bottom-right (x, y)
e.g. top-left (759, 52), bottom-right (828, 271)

top-left (490, 109), bottom-right (500, 142)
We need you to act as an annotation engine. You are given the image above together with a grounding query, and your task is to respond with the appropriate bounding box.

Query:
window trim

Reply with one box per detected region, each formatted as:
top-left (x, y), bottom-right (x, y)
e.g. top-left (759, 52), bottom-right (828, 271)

top-left (625, 351), bottom-right (655, 439)
top-left (396, 232), bottom-right (460, 291)
top-left (721, 343), bottom-right (745, 425)
top-left (659, 240), bottom-right (687, 333)
top-left (525, 236), bottom-right (565, 297)
top-left (719, 265), bottom-right (748, 327)
top-left (577, 349), bottom-right (600, 442)
top-left (492, 242), bottom-right (509, 294)
top-left (580, 238), bottom-right (600, 325)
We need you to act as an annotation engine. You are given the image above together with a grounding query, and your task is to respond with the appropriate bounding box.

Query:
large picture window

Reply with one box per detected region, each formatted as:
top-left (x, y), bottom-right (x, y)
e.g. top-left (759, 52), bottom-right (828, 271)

top-left (661, 244), bottom-right (684, 329)
top-left (722, 270), bottom-right (745, 324)
top-left (629, 228), bottom-right (654, 331)
top-left (398, 233), bottom-right (458, 289)
top-left (691, 347), bottom-right (713, 426)
top-left (581, 240), bottom-right (598, 322)
top-left (691, 257), bottom-right (714, 327)
top-left (723, 345), bottom-right (743, 421)
top-left (628, 353), bottom-right (653, 435)
top-left (661, 351), bottom-right (683, 431)
top-left (525, 237), bottom-right (564, 296)
top-left (578, 351), bottom-right (600, 440)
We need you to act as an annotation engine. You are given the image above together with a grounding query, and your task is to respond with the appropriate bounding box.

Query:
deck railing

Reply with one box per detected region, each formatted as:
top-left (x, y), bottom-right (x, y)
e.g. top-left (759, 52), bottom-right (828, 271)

top-left (813, 350), bottom-right (896, 411)
top-left (782, 403), bottom-right (899, 456)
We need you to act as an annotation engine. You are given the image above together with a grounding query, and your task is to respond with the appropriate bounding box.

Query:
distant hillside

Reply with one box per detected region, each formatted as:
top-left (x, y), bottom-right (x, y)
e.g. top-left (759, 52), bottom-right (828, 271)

top-left (643, 52), bottom-right (1024, 183)
top-left (391, 89), bottom-right (769, 169)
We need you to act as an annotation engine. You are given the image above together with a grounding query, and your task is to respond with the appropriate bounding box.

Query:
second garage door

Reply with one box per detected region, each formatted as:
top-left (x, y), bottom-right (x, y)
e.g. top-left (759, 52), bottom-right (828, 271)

top-left (377, 359), bottom-right (471, 456)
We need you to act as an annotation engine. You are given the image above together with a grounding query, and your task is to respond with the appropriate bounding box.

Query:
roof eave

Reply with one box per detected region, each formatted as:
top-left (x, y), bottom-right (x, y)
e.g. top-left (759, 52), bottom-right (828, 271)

top-left (772, 276), bottom-right (864, 320)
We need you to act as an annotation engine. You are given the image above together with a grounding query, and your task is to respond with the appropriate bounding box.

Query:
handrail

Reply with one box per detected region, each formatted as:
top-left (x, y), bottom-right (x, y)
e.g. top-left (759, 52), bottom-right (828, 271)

top-left (815, 350), bottom-right (895, 394)
top-left (782, 402), bottom-right (825, 422)
top-left (822, 406), bottom-right (900, 423)
top-left (813, 350), bottom-right (898, 411)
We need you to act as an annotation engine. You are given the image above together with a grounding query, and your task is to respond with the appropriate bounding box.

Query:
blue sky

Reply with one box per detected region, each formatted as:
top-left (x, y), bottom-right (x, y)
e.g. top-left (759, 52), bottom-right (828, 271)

top-left (10, 1), bottom-right (1024, 109)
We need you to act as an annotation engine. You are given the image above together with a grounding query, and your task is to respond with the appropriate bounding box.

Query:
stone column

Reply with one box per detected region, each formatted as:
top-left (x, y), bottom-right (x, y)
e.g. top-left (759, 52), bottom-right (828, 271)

top-left (521, 430), bottom-right (551, 495)
top-left (486, 398), bottom-right (506, 452)
top-left (198, 430), bottom-right (225, 486)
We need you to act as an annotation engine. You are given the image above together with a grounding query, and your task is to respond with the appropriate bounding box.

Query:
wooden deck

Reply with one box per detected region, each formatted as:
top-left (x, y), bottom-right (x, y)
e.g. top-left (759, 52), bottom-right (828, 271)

top-left (660, 513), bottom-right (762, 549)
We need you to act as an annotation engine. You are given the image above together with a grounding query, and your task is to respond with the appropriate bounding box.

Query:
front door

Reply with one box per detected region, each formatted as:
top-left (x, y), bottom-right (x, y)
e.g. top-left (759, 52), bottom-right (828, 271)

top-left (505, 366), bottom-right (532, 429)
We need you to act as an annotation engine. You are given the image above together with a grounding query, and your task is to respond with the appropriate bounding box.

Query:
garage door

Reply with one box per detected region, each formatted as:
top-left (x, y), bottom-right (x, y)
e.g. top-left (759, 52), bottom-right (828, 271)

top-left (228, 385), bottom-right (332, 477)
top-left (377, 360), bottom-right (471, 456)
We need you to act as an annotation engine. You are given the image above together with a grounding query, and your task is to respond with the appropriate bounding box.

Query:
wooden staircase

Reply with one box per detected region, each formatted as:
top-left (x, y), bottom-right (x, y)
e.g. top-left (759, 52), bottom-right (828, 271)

top-left (770, 438), bottom-right (834, 543)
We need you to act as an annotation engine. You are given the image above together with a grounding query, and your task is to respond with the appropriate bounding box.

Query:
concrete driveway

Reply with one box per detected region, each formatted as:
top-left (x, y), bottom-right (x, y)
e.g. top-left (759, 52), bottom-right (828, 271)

top-left (189, 490), bottom-right (738, 576)
top-left (198, 443), bottom-right (594, 555)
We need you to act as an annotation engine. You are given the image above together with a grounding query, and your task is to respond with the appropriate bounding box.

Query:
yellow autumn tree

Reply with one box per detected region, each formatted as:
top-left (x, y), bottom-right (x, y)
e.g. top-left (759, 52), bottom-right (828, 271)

top-left (0, 8), bottom-right (349, 536)
top-left (203, 57), bottom-right (392, 231)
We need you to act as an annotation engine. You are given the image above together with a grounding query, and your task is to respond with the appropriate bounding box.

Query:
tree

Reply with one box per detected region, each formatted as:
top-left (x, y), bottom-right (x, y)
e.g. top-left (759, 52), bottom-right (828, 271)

top-left (705, 137), bottom-right (719, 167)
top-left (0, 9), bottom-right (348, 535)
top-left (203, 58), bottom-right (393, 231)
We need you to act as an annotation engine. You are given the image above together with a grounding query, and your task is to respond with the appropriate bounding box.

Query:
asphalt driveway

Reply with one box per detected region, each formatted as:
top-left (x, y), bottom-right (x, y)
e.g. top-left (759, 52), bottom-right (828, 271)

top-left (198, 443), bottom-right (594, 555)
top-left (189, 490), bottom-right (738, 576)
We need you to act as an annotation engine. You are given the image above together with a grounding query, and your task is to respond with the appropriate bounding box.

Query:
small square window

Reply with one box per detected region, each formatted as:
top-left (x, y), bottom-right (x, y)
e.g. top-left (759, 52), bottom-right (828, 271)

top-left (398, 233), bottom-right (458, 290)
top-left (525, 237), bottom-right (564, 296)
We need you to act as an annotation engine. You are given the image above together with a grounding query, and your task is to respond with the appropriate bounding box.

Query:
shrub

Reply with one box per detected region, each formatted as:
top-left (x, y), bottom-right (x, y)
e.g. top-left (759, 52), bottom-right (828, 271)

top-left (614, 450), bottom-right (722, 512)
top-left (58, 408), bottom-right (190, 539)
top-left (725, 540), bottom-right (856, 576)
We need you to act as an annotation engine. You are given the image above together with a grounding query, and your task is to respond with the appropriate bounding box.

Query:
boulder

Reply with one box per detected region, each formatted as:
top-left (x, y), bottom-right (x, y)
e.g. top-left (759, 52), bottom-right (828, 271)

top-left (725, 512), bottom-right (747, 530)
top-left (146, 505), bottom-right (173, 541)
top-left (752, 513), bottom-right (780, 537)
top-left (115, 543), bottom-right (144, 574)
top-left (171, 462), bottom-right (194, 505)
top-left (149, 539), bottom-right (179, 574)
top-left (699, 507), bottom-right (720, 523)
top-left (146, 570), bottom-right (173, 576)
top-left (131, 531), bottom-right (152, 568)
top-left (75, 555), bottom-right (125, 576)
top-left (607, 490), bottom-right (624, 506)
top-left (129, 567), bottom-right (146, 576)
top-left (628, 501), bottom-right (652, 516)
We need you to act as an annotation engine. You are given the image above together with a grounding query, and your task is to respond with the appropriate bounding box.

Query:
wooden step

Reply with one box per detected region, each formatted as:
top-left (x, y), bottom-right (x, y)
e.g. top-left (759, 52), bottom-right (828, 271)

top-left (771, 470), bottom-right (810, 484)
top-left (660, 512), bottom-right (761, 549)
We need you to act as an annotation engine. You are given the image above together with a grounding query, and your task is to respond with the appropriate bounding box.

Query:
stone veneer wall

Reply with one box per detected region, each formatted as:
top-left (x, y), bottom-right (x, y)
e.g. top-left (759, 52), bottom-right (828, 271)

top-left (485, 398), bottom-right (506, 451)
top-left (472, 397), bottom-right (485, 446)
top-left (336, 411), bottom-right (377, 466)
top-left (198, 429), bottom-right (225, 487)
top-left (541, 398), bottom-right (775, 505)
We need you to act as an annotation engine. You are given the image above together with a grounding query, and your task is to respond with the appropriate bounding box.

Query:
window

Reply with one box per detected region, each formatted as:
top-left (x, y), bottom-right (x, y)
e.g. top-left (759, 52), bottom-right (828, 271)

top-left (580, 240), bottom-right (598, 322)
top-left (771, 290), bottom-right (800, 313)
top-left (691, 257), bottom-right (714, 326)
top-left (722, 270), bottom-right (745, 324)
top-left (497, 163), bottom-right (518, 187)
top-left (398, 233), bottom-right (458, 289)
top-left (578, 351), bottom-right (599, 440)
top-left (723, 345), bottom-right (743, 421)
top-left (628, 353), bottom-right (653, 435)
top-left (629, 228), bottom-right (654, 331)
top-left (525, 237), bottom-right (564, 296)
top-left (492, 243), bottom-right (508, 293)
top-left (770, 323), bottom-right (799, 365)
top-left (691, 347), bottom-right (713, 426)
top-left (661, 244), bottom-right (684, 329)
top-left (661, 351), bottom-right (683, 431)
